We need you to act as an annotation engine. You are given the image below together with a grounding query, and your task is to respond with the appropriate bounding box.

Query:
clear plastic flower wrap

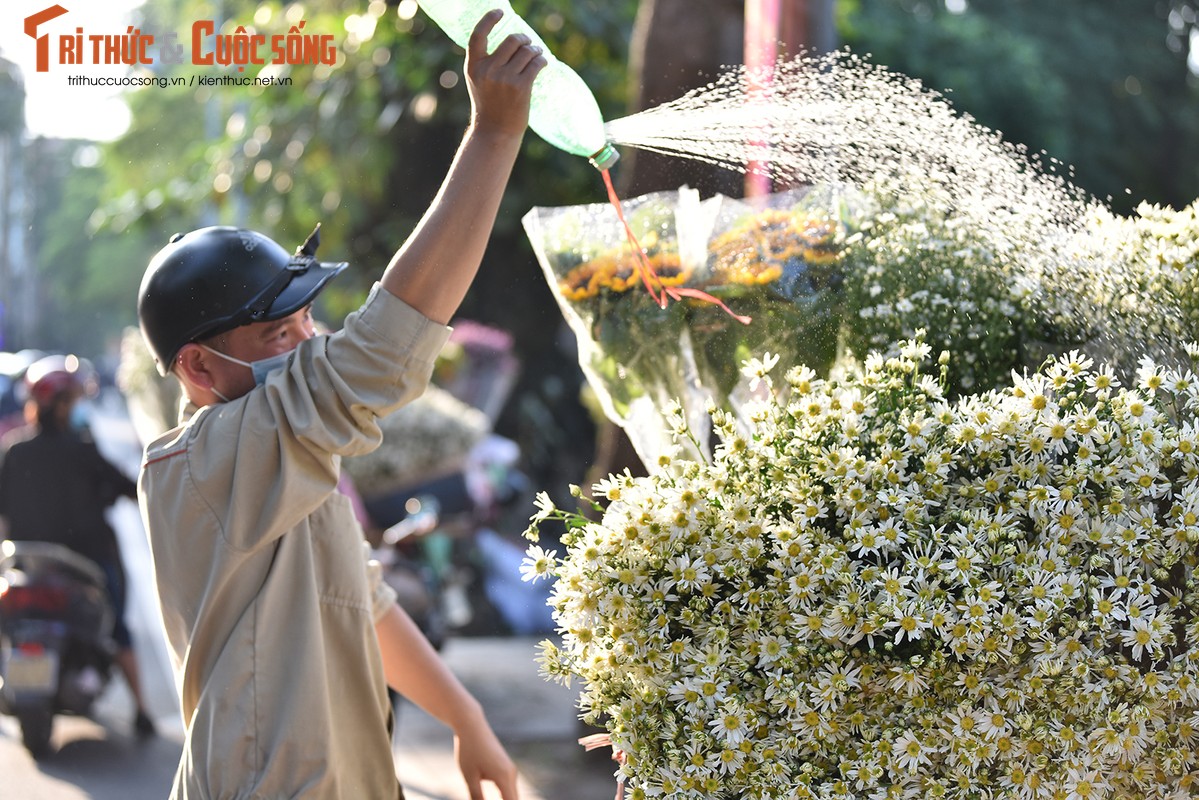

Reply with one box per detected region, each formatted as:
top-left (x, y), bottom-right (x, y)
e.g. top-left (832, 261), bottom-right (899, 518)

top-left (523, 184), bottom-right (865, 465)
top-left (689, 185), bottom-right (861, 418)
top-left (523, 189), bottom-right (707, 465)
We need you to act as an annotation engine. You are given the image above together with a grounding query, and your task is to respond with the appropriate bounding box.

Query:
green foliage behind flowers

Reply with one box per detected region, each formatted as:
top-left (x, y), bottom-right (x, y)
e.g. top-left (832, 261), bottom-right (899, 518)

top-left (524, 338), bottom-right (1199, 799)
top-left (830, 195), bottom-right (1199, 401)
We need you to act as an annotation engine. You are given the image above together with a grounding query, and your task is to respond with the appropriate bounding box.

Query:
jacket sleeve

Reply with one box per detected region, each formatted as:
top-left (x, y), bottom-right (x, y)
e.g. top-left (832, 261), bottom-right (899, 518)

top-left (363, 541), bottom-right (399, 623)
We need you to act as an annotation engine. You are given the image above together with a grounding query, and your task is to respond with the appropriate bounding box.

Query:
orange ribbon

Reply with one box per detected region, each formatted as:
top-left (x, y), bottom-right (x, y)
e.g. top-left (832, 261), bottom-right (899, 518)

top-left (601, 169), bottom-right (752, 325)
top-left (579, 732), bottom-right (626, 800)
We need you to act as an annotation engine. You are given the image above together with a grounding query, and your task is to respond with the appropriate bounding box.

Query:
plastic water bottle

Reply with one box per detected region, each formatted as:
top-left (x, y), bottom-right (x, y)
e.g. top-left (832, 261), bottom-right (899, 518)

top-left (418, 0), bottom-right (620, 170)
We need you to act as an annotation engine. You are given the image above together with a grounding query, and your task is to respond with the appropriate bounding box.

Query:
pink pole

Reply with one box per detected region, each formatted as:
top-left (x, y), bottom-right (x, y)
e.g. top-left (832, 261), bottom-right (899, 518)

top-left (744, 0), bottom-right (779, 198)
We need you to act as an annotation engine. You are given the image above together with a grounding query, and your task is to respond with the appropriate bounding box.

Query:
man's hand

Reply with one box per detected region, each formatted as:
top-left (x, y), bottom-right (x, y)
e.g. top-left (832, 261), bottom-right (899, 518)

top-left (376, 605), bottom-right (522, 798)
top-left (456, 722), bottom-right (520, 800)
top-left (465, 9), bottom-right (546, 138)
top-left (378, 10), bottom-right (542, 323)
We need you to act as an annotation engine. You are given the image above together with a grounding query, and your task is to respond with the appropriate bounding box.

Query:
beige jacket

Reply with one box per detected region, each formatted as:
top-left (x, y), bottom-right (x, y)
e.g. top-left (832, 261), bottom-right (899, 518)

top-left (138, 285), bottom-right (450, 799)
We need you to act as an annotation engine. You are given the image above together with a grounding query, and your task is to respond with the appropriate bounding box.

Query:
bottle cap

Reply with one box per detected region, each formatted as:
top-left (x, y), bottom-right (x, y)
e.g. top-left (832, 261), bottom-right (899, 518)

top-left (588, 143), bottom-right (620, 171)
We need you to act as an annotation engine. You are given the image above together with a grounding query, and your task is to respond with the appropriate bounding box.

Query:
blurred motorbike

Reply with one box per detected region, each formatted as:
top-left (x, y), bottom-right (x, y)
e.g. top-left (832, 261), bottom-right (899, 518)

top-left (367, 435), bottom-right (530, 648)
top-left (361, 320), bottom-right (549, 645)
top-left (374, 494), bottom-right (450, 651)
top-left (0, 539), bottom-right (115, 757)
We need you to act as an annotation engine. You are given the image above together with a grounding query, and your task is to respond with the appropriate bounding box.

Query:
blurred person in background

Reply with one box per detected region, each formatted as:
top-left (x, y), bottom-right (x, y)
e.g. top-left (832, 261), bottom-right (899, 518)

top-left (0, 353), bottom-right (156, 736)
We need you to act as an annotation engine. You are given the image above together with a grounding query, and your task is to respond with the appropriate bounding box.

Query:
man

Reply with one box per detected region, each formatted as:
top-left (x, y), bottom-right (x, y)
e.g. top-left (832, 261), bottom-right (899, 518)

top-left (135, 11), bottom-right (540, 798)
top-left (0, 355), bottom-right (156, 737)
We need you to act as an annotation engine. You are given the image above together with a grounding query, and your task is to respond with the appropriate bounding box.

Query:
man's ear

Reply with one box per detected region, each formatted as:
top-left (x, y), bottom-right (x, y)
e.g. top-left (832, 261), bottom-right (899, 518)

top-left (174, 343), bottom-right (218, 390)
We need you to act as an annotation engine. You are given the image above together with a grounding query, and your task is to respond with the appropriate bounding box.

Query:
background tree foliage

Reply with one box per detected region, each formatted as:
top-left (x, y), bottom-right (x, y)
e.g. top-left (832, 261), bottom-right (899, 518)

top-left (23, 140), bottom-right (153, 354)
top-left (838, 0), bottom-right (1199, 214)
top-left (19, 0), bottom-right (1199, 494)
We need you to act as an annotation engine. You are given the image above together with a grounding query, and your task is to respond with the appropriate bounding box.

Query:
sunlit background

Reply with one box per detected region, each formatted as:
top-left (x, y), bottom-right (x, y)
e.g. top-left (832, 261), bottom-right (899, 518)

top-left (0, 0), bottom-right (145, 140)
top-left (1, 0), bottom-right (1198, 515)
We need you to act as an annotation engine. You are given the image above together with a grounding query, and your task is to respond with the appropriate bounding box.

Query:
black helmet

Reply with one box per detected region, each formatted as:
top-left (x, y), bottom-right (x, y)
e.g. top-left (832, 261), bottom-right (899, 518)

top-left (137, 224), bottom-right (347, 374)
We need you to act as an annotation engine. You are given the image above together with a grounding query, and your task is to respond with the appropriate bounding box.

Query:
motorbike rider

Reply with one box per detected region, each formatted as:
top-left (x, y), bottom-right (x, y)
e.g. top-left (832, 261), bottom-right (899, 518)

top-left (134, 11), bottom-right (536, 799)
top-left (0, 354), bottom-right (156, 736)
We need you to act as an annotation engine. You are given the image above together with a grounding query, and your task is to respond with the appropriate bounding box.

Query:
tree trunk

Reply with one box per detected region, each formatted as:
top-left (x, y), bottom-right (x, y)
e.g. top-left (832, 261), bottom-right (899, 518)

top-left (621, 0), bottom-right (837, 201)
top-left (619, 0), bottom-right (747, 199)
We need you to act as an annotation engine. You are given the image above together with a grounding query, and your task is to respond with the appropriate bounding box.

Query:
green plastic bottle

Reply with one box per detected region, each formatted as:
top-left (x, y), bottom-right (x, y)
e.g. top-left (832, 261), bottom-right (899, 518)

top-left (417, 0), bottom-right (620, 170)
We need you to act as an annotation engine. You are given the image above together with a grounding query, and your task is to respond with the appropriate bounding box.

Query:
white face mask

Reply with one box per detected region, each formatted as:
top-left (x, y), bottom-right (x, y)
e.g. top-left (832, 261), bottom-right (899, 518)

top-left (201, 345), bottom-right (291, 400)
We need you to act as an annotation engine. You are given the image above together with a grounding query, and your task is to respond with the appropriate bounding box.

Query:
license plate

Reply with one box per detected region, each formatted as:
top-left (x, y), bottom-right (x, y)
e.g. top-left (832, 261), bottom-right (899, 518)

top-left (5, 650), bottom-right (59, 693)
